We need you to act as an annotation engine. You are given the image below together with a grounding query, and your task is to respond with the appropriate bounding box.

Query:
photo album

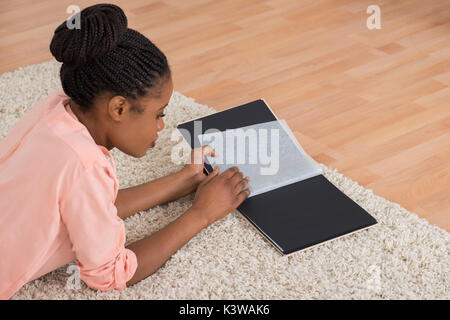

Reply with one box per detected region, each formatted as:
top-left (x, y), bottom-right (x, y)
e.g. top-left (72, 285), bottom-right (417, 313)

top-left (177, 99), bottom-right (377, 255)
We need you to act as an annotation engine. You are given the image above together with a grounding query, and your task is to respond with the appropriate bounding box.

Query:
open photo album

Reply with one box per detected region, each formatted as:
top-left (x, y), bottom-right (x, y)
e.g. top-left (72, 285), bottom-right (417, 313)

top-left (177, 99), bottom-right (377, 255)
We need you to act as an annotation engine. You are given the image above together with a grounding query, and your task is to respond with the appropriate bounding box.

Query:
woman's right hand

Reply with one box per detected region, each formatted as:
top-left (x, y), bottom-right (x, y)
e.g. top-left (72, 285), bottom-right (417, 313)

top-left (191, 166), bottom-right (251, 226)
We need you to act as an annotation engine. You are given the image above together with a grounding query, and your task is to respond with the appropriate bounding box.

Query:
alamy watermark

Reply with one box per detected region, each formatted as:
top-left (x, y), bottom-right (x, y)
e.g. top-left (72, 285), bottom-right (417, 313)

top-left (65, 4), bottom-right (381, 32)
top-left (66, 5), bottom-right (81, 30)
top-left (171, 121), bottom-right (282, 176)
top-left (66, 264), bottom-right (81, 291)
top-left (367, 5), bottom-right (381, 29)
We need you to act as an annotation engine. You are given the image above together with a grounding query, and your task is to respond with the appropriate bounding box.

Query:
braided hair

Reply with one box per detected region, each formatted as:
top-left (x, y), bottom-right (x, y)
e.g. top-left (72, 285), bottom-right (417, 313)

top-left (50, 3), bottom-right (171, 114)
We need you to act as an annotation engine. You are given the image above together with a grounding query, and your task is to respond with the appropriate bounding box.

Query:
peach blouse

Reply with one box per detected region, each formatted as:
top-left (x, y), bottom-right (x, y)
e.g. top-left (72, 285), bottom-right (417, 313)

top-left (0, 90), bottom-right (137, 299)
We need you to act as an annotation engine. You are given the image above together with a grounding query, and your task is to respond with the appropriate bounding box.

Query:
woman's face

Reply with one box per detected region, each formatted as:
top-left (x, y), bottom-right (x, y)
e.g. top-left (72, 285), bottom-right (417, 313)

top-left (107, 77), bottom-right (174, 158)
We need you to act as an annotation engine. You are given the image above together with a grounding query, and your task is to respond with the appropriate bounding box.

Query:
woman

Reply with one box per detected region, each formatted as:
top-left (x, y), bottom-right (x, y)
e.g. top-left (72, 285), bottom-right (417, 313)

top-left (0, 3), bottom-right (250, 299)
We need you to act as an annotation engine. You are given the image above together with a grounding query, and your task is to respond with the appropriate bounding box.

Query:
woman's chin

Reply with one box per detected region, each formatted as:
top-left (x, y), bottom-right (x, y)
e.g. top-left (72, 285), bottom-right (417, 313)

top-left (132, 141), bottom-right (156, 158)
top-left (135, 148), bottom-right (149, 158)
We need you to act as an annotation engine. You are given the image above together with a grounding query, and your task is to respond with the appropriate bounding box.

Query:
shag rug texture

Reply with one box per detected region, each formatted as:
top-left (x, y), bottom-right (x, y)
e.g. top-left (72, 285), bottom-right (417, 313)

top-left (1, 60), bottom-right (449, 300)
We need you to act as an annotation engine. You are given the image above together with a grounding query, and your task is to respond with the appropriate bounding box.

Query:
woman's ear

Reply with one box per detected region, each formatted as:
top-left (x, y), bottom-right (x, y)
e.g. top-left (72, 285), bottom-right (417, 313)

top-left (107, 96), bottom-right (127, 120)
top-left (118, 100), bottom-right (124, 114)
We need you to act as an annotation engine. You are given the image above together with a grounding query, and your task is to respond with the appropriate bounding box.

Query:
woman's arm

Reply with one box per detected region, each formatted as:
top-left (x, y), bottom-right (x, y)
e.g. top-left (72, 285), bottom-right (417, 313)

top-left (116, 146), bottom-right (216, 220)
top-left (125, 206), bottom-right (207, 287)
top-left (114, 167), bottom-right (204, 220)
top-left (125, 165), bottom-right (251, 288)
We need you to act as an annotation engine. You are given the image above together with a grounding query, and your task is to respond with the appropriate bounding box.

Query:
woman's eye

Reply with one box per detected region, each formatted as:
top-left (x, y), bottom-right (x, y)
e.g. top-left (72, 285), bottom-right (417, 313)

top-left (157, 113), bottom-right (166, 119)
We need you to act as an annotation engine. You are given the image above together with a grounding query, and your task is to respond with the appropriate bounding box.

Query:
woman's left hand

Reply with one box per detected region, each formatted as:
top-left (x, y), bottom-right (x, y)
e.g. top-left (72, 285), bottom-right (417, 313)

top-left (182, 145), bottom-right (218, 185)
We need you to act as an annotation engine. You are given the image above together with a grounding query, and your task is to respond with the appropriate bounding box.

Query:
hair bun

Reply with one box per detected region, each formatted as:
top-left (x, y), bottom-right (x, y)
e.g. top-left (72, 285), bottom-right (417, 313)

top-left (50, 3), bottom-right (128, 67)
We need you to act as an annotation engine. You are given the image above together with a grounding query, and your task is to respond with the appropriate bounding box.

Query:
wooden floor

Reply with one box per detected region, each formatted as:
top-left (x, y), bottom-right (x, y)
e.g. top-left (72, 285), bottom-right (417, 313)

top-left (1, 0), bottom-right (449, 230)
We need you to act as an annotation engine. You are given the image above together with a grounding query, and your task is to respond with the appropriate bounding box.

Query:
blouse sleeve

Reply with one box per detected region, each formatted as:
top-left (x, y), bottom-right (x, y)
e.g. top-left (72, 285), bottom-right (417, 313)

top-left (59, 165), bottom-right (138, 291)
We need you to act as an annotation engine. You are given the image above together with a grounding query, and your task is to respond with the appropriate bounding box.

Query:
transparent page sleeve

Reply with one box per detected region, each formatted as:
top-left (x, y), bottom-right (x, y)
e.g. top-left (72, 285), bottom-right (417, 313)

top-left (198, 119), bottom-right (322, 198)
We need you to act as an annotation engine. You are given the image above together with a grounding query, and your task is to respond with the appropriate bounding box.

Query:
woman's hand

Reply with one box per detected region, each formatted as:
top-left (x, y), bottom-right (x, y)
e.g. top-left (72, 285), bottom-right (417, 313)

top-left (182, 145), bottom-right (218, 185)
top-left (191, 166), bottom-right (251, 226)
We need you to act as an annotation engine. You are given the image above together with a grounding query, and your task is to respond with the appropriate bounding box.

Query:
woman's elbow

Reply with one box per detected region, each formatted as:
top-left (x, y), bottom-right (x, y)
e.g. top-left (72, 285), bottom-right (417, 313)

top-left (78, 248), bottom-right (138, 291)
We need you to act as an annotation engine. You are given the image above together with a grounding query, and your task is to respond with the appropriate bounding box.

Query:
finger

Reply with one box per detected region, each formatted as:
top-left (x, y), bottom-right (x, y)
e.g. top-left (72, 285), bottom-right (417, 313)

top-left (221, 166), bottom-right (240, 179)
top-left (202, 145), bottom-right (211, 155)
top-left (233, 176), bottom-right (250, 194)
top-left (230, 171), bottom-right (245, 187)
top-left (234, 187), bottom-right (251, 206)
top-left (202, 145), bottom-right (219, 158)
top-left (200, 165), bottom-right (220, 186)
top-left (203, 145), bottom-right (219, 157)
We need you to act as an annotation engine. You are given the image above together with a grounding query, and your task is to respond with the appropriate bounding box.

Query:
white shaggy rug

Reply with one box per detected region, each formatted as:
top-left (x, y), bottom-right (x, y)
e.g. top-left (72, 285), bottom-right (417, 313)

top-left (2, 60), bottom-right (449, 300)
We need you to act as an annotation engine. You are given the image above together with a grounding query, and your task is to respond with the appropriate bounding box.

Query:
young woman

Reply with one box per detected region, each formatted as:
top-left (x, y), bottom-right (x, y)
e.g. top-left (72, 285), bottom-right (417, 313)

top-left (0, 3), bottom-right (250, 299)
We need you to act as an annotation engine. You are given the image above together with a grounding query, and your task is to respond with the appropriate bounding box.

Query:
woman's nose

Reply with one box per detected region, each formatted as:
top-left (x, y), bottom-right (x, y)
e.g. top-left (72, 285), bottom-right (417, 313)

top-left (157, 119), bottom-right (165, 131)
